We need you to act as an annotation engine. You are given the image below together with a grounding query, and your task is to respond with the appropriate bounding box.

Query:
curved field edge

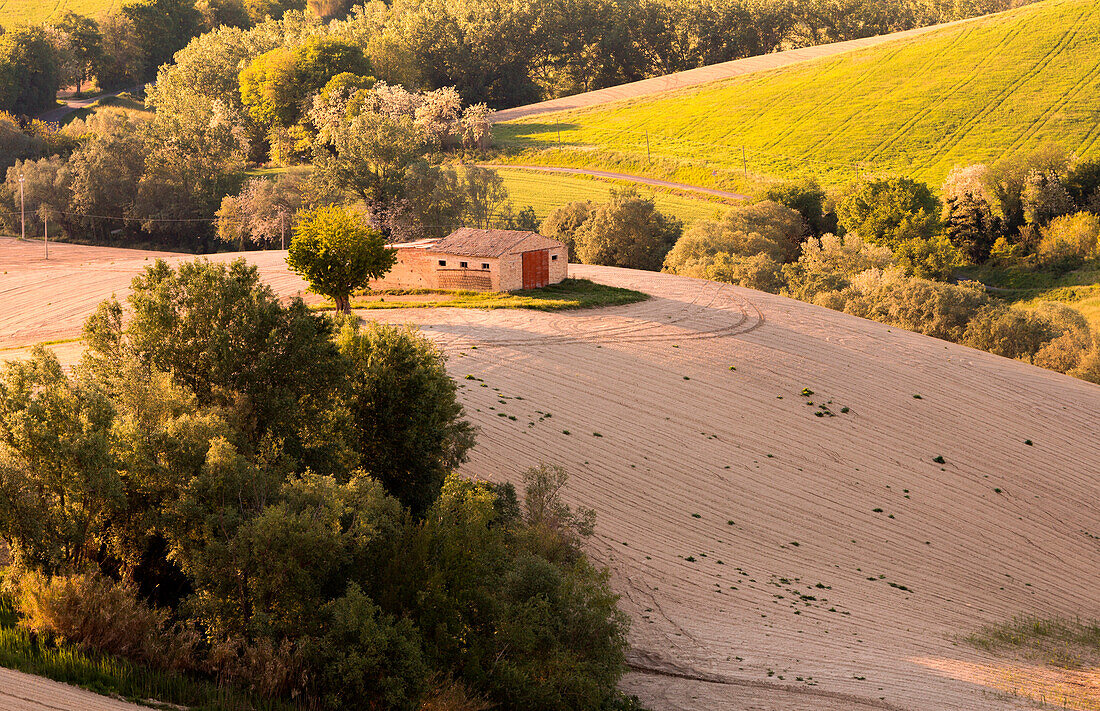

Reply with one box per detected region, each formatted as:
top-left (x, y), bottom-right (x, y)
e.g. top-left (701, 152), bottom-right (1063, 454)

top-left (497, 0), bottom-right (1100, 189)
top-left (2, 242), bottom-right (1098, 711)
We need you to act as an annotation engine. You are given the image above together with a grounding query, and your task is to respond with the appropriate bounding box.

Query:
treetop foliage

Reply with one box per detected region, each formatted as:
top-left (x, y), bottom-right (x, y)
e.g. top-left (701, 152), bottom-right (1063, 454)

top-left (1, 259), bottom-right (631, 710)
top-left (287, 203), bottom-right (397, 311)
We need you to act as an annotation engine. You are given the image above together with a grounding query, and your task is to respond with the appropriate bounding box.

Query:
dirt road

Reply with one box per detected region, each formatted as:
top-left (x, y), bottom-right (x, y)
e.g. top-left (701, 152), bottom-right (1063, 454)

top-left (37, 87), bottom-right (142, 124)
top-left (479, 164), bottom-right (750, 200)
top-left (1, 238), bottom-right (1097, 710)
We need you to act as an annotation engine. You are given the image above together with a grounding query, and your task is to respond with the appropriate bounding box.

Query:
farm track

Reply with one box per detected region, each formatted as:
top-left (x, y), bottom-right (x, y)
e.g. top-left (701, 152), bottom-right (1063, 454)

top-left (1, 238), bottom-right (1098, 711)
top-left (477, 164), bottom-right (750, 201)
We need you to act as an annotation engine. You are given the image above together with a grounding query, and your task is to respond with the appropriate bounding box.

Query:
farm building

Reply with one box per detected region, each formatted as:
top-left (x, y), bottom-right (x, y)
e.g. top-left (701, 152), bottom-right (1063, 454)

top-left (371, 227), bottom-right (568, 292)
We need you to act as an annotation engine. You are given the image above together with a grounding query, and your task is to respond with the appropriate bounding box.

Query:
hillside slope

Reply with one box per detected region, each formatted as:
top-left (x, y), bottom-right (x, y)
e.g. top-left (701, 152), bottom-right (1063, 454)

top-left (2, 237), bottom-right (1098, 710)
top-left (0, 0), bottom-right (119, 26)
top-left (498, 0), bottom-right (1100, 187)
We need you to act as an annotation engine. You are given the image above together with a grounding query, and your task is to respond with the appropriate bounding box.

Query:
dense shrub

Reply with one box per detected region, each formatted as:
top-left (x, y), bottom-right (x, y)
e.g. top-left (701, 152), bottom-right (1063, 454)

top-left (759, 178), bottom-right (833, 236)
top-left (894, 233), bottom-right (963, 280)
top-left (16, 572), bottom-right (199, 671)
top-left (837, 176), bottom-right (940, 249)
top-left (782, 233), bottom-right (894, 301)
top-left (1036, 212), bottom-right (1100, 266)
top-left (0, 259), bottom-right (631, 711)
top-left (701, 252), bottom-right (785, 293)
top-left (662, 200), bottom-right (805, 279)
top-left (817, 267), bottom-right (989, 342)
top-left (572, 189), bottom-right (683, 270)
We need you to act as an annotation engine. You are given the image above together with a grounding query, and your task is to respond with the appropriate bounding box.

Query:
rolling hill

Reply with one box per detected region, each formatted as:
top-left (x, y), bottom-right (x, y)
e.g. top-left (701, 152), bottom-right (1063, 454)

top-left (497, 0), bottom-right (1100, 189)
top-left (0, 0), bottom-right (119, 27)
top-left (3, 237), bottom-right (1098, 710)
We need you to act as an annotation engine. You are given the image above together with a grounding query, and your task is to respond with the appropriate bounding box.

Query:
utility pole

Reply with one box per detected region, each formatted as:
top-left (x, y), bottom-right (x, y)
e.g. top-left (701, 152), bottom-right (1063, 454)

top-left (44, 213), bottom-right (48, 259)
top-left (645, 129), bottom-right (651, 164)
top-left (19, 173), bottom-right (25, 241)
top-left (742, 145), bottom-right (748, 175)
top-left (556, 126), bottom-right (561, 149)
top-left (280, 212), bottom-right (286, 250)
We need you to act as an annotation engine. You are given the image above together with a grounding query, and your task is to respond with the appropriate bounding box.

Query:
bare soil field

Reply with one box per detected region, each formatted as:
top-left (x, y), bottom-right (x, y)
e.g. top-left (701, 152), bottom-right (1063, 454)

top-left (1, 236), bottom-right (1098, 710)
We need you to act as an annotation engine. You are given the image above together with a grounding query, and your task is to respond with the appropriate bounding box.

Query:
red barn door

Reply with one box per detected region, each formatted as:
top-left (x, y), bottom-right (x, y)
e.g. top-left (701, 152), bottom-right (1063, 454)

top-left (522, 249), bottom-right (550, 289)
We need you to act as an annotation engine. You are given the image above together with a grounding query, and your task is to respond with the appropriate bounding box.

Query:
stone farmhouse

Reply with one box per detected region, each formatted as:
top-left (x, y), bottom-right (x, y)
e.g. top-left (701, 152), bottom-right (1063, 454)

top-left (371, 227), bottom-right (568, 292)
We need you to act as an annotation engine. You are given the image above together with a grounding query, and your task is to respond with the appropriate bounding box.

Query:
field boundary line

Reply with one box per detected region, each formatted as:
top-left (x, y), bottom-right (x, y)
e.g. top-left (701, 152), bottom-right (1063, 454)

top-left (478, 164), bottom-right (749, 201)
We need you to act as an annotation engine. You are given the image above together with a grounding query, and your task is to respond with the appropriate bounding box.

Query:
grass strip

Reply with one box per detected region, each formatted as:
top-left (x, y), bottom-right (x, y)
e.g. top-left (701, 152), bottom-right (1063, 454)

top-left (0, 594), bottom-right (299, 711)
top-left (311, 277), bottom-right (650, 312)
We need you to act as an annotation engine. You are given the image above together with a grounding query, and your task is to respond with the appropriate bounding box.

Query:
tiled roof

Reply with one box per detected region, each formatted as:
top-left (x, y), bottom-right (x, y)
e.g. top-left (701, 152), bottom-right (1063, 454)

top-left (427, 228), bottom-right (563, 258)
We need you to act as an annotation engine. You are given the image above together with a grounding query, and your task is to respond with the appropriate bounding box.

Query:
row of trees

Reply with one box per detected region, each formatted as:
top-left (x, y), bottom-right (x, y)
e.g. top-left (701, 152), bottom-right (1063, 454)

top-left (1, 0), bottom-right (1026, 117)
top-left (648, 153), bottom-right (1100, 382)
top-left (323, 0), bottom-right (1033, 108)
top-left (0, 259), bottom-right (634, 710)
top-left (0, 0), bottom-right (207, 114)
top-left (3, 104), bottom-right (243, 249)
top-left (532, 143), bottom-right (1100, 383)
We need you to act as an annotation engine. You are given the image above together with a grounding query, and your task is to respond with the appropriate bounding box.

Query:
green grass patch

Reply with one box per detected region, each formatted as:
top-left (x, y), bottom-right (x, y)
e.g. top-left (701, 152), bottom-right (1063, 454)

top-left (965, 258), bottom-right (1100, 332)
top-left (62, 92), bottom-right (151, 125)
top-left (313, 278), bottom-right (650, 312)
top-left (494, 167), bottom-right (733, 224)
top-left (966, 616), bottom-right (1100, 669)
top-left (496, 0), bottom-right (1100, 188)
top-left (0, 592), bottom-right (297, 711)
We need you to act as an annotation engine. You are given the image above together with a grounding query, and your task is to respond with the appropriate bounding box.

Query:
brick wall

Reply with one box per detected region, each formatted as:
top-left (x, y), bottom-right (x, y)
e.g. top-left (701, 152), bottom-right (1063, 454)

top-left (548, 246), bottom-right (568, 283)
top-left (370, 247), bottom-right (437, 290)
top-left (370, 242), bottom-right (568, 293)
top-left (499, 253), bottom-right (522, 291)
top-left (438, 269), bottom-right (493, 290)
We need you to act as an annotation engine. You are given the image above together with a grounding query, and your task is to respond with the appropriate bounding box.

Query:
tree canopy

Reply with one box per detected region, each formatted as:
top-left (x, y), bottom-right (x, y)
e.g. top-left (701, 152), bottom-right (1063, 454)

top-left (0, 258), bottom-right (632, 710)
top-left (287, 204), bottom-right (397, 312)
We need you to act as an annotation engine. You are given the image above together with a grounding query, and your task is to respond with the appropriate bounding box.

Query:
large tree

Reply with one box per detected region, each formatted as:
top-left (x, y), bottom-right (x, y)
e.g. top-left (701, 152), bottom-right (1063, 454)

top-left (0, 27), bottom-right (61, 115)
top-left (287, 204), bottom-right (396, 312)
top-left (313, 111), bottom-right (427, 212)
top-left (837, 176), bottom-right (940, 249)
top-left (239, 38), bottom-right (370, 130)
top-left (945, 192), bottom-right (999, 264)
top-left (121, 0), bottom-right (203, 77)
top-left (47, 13), bottom-right (103, 93)
top-left (336, 321), bottom-right (475, 515)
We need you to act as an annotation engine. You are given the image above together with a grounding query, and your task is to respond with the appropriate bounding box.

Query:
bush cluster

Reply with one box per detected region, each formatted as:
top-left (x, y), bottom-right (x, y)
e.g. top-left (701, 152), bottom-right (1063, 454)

top-left (0, 259), bottom-right (631, 710)
top-left (541, 187), bottom-right (683, 271)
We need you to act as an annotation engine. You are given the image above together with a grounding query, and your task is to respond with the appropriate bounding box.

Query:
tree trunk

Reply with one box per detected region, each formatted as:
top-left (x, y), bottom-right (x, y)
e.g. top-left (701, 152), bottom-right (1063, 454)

top-left (336, 294), bottom-right (351, 313)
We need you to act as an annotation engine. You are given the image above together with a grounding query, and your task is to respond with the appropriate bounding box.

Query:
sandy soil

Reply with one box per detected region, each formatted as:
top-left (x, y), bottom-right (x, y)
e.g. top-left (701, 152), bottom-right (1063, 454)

top-left (0, 237), bottom-right (1097, 711)
top-left (0, 668), bottom-right (152, 711)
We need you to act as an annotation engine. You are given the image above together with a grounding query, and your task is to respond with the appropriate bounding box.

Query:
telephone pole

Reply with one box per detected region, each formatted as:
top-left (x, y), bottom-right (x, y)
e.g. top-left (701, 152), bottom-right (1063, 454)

top-left (44, 213), bottom-right (48, 259)
top-left (742, 145), bottom-right (748, 175)
top-left (645, 129), bottom-right (651, 164)
top-left (19, 173), bottom-right (25, 241)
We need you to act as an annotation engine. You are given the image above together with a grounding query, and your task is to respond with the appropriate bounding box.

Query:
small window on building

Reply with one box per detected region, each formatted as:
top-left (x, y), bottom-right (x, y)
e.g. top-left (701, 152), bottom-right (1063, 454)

top-left (481, 263), bottom-right (490, 270)
top-left (438, 260), bottom-right (447, 266)
top-left (551, 254), bottom-right (558, 260)
top-left (460, 261), bottom-right (468, 268)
